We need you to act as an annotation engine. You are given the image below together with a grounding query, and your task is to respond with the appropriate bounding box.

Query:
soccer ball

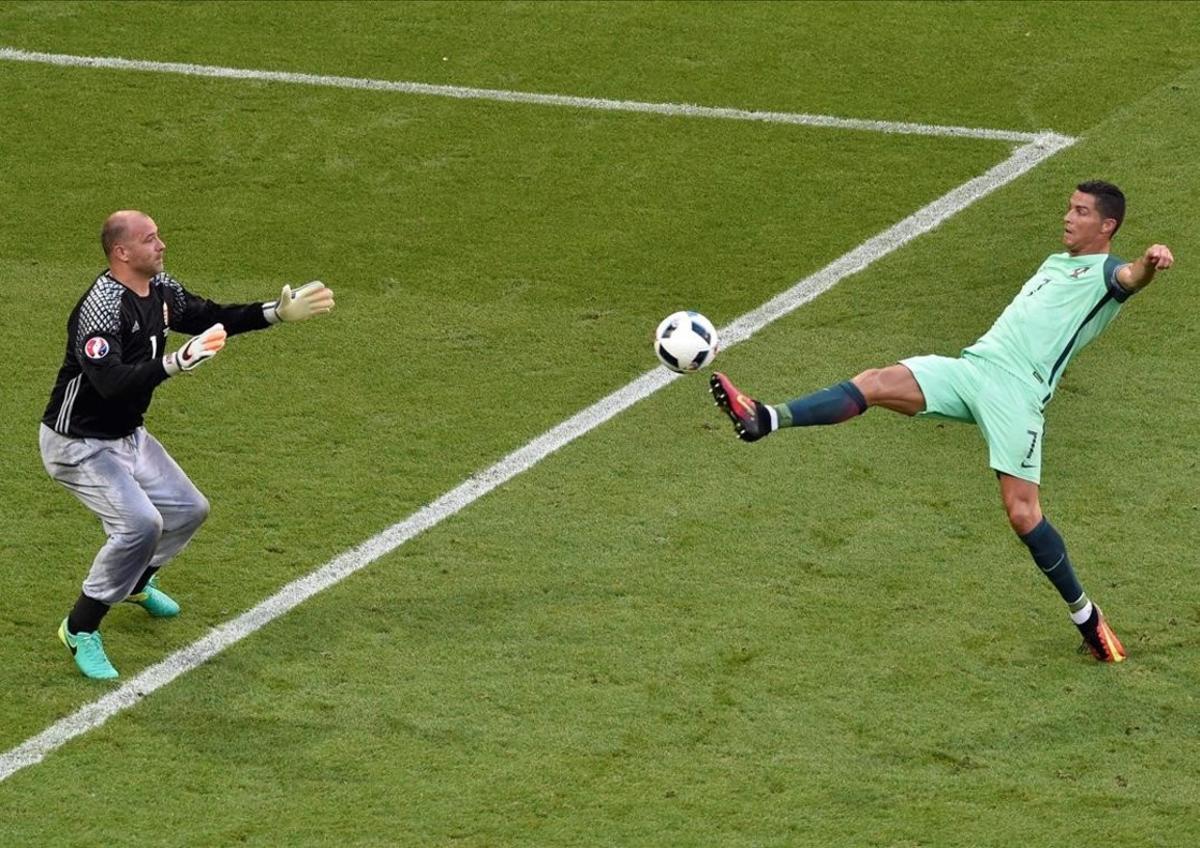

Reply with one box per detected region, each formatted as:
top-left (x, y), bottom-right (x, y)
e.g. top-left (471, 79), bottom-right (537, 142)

top-left (654, 310), bottom-right (719, 372)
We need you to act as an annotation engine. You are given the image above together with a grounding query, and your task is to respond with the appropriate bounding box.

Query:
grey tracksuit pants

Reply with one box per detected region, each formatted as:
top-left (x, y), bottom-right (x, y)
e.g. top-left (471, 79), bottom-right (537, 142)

top-left (39, 424), bottom-right (209, 605)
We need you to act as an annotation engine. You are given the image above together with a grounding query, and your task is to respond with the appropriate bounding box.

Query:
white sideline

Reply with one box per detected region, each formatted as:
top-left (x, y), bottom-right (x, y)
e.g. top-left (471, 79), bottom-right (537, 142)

top-left (0, 46), bottom-right (1069, 145)
top-left (0, 48), bottom-right (1077, 782)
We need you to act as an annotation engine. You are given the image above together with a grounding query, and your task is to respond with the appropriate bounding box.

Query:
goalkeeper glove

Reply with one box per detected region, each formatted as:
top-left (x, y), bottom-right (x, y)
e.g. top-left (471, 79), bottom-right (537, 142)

top-left (265, 281), bottom-right (335, 323)
top-left (163, 324), bottom-right (227, 376)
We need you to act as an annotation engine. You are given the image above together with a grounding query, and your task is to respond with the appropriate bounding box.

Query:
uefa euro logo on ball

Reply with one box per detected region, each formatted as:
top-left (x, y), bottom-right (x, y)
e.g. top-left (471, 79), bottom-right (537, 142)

top-left (653, 310), bottom-right (719, 373)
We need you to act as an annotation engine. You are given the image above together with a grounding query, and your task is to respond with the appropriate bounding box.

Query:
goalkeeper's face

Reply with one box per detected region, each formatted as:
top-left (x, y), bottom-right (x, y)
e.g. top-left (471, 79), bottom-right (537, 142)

top-left (120, 214), bottom-right (166, 276)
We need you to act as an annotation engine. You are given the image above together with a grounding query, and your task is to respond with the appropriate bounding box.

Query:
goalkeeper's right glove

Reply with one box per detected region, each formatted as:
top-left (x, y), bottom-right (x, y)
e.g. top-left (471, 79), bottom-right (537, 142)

top-left (163, 323), bottom-right (227, 376)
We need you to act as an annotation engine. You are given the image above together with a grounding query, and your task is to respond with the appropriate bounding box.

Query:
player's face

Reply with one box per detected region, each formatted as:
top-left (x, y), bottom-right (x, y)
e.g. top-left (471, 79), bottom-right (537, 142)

top-left (119, 215), bottom-right (166, 276)
top-left (1061, 191), bottom-right (1112, 253)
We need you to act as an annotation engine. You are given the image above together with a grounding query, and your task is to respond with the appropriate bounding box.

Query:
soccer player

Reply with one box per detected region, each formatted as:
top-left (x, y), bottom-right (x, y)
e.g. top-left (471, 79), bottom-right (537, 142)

top-left (711, 181), bottom-right (1173, 663)
top-left (41, 210), bottom-right (335, 679)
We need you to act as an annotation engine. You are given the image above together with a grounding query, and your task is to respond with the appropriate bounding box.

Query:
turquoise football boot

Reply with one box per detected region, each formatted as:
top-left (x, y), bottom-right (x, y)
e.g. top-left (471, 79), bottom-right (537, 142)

top-left (58, 618), bottom-right (119, 680)
top-left (125, 574), bottom-right (181, 618)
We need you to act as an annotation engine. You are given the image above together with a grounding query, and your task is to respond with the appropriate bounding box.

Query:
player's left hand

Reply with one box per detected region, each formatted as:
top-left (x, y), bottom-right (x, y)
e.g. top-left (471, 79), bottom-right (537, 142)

top-left (275, 281), bottom-right (335, 322)
top-left (1143, 244), bottom-right (1174, 271)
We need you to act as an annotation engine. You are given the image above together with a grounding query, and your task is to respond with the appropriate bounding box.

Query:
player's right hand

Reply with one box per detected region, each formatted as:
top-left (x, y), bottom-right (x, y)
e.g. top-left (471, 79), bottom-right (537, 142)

top-left (164, 323), bottom-right (227, 376)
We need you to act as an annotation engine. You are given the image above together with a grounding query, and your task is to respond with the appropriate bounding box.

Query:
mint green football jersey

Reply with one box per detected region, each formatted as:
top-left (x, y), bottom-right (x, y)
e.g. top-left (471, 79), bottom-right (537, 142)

top-left (963, 252), bottom-right (1129, 403)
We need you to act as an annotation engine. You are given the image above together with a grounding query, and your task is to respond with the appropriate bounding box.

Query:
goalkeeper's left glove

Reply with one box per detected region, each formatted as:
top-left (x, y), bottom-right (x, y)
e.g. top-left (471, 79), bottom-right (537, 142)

top-left (265, 281), bottom-right (335, 324)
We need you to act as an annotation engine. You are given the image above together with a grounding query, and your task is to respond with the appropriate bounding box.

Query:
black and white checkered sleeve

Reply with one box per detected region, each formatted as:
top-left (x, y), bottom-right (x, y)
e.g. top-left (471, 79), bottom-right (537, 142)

top-left (73, 274), bottom-right (125, 359)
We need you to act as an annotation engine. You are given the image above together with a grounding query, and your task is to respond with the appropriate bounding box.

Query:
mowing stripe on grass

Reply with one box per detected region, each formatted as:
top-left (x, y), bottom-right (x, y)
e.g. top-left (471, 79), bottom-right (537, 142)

top-left (0, 132), bottom-right (1075, 784)
top-left (0, 46), bottom-right (1068, 145)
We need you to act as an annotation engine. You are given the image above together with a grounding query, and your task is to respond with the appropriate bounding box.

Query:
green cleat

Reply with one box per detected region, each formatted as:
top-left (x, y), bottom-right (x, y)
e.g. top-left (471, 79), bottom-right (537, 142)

top-left (58, 618), bottom-right (119, 680)
top-left (125, 574), bottom-right (180, 617)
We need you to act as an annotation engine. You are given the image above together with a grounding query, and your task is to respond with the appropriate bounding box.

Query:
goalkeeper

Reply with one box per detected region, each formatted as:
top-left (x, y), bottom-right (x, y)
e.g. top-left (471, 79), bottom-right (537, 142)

top-left (40, 210), bottom-right (335, 679)
top-left (711, 181), bottom-right (1174, 663)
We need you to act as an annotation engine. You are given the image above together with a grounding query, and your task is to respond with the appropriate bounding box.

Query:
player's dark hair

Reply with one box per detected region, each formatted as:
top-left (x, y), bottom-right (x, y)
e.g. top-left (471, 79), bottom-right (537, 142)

top-left (100, 216), bottom-right (129, 258)
top-left (1076, 180), bottom-right (1125, 236)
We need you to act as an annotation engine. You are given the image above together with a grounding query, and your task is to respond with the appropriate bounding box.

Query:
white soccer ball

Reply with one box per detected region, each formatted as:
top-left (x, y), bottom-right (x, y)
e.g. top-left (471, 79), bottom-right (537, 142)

top-left (654, 310), bottom-right (719, 373)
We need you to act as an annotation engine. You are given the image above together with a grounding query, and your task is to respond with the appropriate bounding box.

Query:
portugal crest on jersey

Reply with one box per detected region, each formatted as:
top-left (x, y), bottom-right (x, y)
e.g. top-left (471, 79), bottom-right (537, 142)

top-left (84, 337), bottom-right (110, 359)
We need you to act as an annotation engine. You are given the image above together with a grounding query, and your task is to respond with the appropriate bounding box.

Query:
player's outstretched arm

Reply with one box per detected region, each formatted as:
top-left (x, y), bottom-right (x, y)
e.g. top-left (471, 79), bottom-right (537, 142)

top-left (265, 281), bottom-right (335, 324)
top-left (163, 324), bottom-right (227, 376)
top-left (1117, 244), bottom-right (1174, 293)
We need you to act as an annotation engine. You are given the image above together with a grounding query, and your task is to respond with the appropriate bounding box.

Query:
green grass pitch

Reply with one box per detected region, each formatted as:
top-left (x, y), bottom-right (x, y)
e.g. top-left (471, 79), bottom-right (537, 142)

top-left (1, 2), bottom-right (1199, 845)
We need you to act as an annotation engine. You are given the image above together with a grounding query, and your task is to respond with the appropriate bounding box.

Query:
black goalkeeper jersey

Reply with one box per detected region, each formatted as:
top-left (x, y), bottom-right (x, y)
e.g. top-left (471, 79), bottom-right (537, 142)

top-left (43, 270), bottom-right (272, 439)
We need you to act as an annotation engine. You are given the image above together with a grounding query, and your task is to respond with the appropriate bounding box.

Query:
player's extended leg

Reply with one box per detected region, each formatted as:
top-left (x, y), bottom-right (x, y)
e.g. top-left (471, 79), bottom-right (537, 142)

top-left (850, 365), bottom-right (927, 416)
top-left (124, 429), bottom-right (210, 618)
top-left (998, 473), bottom-right (1126, 662)
top-left (710, 363), bottom-right (925, 441)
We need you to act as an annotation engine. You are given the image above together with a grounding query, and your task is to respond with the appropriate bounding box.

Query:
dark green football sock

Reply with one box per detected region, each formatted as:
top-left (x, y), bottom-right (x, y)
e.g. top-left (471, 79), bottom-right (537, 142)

top-left (773, 381), bottom-right (868, 428)
top-left (1019, 517), bottom-right (1087, 607)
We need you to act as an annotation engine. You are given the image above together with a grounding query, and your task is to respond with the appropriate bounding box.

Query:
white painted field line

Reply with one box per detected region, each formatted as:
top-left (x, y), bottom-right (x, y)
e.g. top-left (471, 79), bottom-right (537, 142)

top-left (0, 132), bottom-right (1075, 783)
top-left (0, 46), bottom-right (1066, 144)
